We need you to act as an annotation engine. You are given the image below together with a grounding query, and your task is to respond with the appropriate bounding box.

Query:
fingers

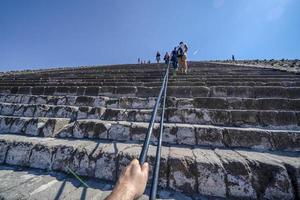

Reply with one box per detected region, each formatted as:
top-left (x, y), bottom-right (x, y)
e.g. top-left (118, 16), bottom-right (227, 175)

top-left (141, 162), bottom-right (149, 175)
top-left (130, 159), bottom-right (141, 172)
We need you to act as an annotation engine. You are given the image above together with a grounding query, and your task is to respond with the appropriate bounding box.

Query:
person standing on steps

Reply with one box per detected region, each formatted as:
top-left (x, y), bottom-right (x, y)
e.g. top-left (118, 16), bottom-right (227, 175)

top-left (164, 52), bottom-right (170, 65)
top-left (177, 41), bottom-right (189, 74)
top-left (156, 51), bottom-right (161, 64)
top-left (171, 47), bottom-right (179, 77)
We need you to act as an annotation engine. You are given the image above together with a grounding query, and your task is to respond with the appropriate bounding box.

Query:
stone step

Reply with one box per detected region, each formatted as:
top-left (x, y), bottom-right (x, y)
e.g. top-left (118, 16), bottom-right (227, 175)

top-left (0, 165), bottom-right (192, 200)
top-left (0, 75), bottom-right (300, 86)
top-left (1, 86), bottom-right (300, 98)
top-left (0, 116), bottom-right (70, 137)
top-left (2, 94), bottom-right (300, 111)
top-left (2, 77), bottom-right (300, 84)
top-left (0, 133), bottom-right (299, 199)
top-left (1, 81), bottom-right (300, 87)
top-left (1, 103), bottom-right (300, 128)
top-left (1, 116), bottom-right (299, 151)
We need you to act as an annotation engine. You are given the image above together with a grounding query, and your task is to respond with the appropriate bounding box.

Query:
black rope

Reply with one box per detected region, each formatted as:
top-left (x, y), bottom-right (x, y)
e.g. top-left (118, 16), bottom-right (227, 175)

top-left (139, 63), bottom-right (170, 165)
top-left (150, 65), bottom-right (169, 200)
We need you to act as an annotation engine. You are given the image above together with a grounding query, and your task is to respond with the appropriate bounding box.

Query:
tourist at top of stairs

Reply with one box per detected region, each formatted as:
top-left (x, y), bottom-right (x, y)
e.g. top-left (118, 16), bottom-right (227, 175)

top-left (156, 51), bottom-right (161, 64)
top-left (164, 52), bottom-right (170, 65)
top-left (177, 41), bottom-right (189, 74)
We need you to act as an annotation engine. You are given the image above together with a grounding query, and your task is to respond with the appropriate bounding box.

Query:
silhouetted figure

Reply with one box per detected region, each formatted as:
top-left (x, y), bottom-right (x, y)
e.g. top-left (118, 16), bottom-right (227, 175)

top-left (156, 51), bottom-right (161, 64)
top-left (171, 47), bottom-right (179, 77)
top-left (232, 55), bottom-right (235, 61)
top-left (177, 42), bottom-right (189, 74)
top-left (164, 52), bottom-right (170, 65)
top-left (138, 58), bottom-right (141, 64)
top-left (148, 60), bottom-right (151, 64)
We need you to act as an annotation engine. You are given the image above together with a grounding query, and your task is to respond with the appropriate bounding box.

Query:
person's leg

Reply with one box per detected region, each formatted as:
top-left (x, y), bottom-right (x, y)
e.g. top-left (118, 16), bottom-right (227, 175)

top-left (178, 57), bottom-right (182, 74)
top-left (183, 55), bottom-right (188, 74)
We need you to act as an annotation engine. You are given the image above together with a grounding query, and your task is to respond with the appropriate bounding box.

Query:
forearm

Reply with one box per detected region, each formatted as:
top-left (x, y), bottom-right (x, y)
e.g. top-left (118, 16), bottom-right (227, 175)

top-left (105, 185), bottom-right (136, 200)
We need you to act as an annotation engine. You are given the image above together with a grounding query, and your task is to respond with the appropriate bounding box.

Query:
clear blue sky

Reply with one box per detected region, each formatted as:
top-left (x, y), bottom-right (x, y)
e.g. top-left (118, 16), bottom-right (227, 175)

top-left (0, 0), bottom-right (299, 72)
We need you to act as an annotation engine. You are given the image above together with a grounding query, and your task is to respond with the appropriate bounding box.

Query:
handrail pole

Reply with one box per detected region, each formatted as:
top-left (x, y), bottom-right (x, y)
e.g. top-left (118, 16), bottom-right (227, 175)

top-left (149, 64), bottom-right (169, 200)
top-left (139, 65), bottom-right (169, 165)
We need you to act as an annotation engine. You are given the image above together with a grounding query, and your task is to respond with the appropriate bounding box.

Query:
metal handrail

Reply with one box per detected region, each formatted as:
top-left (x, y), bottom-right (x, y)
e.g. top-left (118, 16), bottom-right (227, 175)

top-left (139, 63), bottom-right (170, 165)
top-left (149, 64), bottom-right (169, 200)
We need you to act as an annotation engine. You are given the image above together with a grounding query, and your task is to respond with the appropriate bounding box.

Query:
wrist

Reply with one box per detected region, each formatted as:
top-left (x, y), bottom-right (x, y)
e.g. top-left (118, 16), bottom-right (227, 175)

top-left (112, 183), bottom-right (137, 200)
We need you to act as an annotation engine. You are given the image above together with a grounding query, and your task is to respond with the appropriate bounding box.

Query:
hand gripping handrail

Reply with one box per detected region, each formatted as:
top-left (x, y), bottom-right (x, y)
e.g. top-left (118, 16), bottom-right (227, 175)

top-left (138, 62), bottom-right (170, 199)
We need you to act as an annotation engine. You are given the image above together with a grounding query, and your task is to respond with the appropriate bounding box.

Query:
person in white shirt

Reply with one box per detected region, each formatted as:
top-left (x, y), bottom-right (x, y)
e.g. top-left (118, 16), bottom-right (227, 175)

top-left (177, 42), bottom-right (189, 74)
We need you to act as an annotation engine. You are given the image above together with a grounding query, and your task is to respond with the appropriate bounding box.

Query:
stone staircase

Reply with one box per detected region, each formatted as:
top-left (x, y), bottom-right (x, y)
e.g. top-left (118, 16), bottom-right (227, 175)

top-left (0, 62), bottom-right (299, 199)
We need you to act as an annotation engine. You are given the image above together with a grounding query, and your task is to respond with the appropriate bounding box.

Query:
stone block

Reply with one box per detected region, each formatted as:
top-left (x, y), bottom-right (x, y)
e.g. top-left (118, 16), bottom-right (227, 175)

top-left (162, 124), bottom-right (177, 144)
top-left (18, 87), bottom-right (31, 94)
top-left (6, 141), bottom-right (33, 166)
top-left (0, 140), bottom-right (9, 163)
top-left (77, 87), bottom-right (86, 96)
top-left (31, 87), bottom-right (45, 95)
top-left (259, 111), bottom-right (298, 127)
top-left (215, 149), bottom-right (257, 199)
top-left (9, 118), bottom-right (29, 134)
top-left (223, 128), bottom-right (272, 150)
top-left (193, 148), bottom-right (226, 197)
top-left (55, 87), bottom-right (70, 95)
top-left (0, 117), bottom-right (15, 133)
top-left (23, 105), bottom-right (36, 117)
top-left (75, 96), bottom-right (95, 106)
top-left (135, 109), bottom-right (153, 122)
top-left (230, 110), bottom-right (258, 127)
top-left (24, 118), bottom-right (47, 136)
top-left (193, 97), bottom-right (228, 109)
top-left (169, 147), bottom-right (197, 193)
top-left (208, 110), bottom-right (230, 126)
top-left (270, 131), bottom-right (300, 151)
top-left (167, 87), bottom-right (191, 98)
top-left (136, 87), bottom-right (159, 97)
top-left (190, 87), bottom-right (210, 97)
top-left (85, 87), bottom-right (99, 96)
top-left (237, 150), bottom-right (294, 199)
top-left (115, 86), bottom-right (137, 95)
top-left (176, 124), bottom-right (196, 145)
top-left (44, 87), bottom-right (56, 95)
top-left (94, 143), bottom-right (117, 181)
top-left (195, 126), bottom-right (224, 147)
top-left (176, 98), bottom-right (194, 109)
top-left (0, 103), bottom-right (15, 116)
top-left (52, 145), bottom-right (76, 172)
top-left (254, 87), bottom-right (288, 98)
top-left (130, 122), bottom-right (147, 141)
top-left (29, 144), bottom-right (52, 169)
top-left (108, 122), bottom-right (131, 141)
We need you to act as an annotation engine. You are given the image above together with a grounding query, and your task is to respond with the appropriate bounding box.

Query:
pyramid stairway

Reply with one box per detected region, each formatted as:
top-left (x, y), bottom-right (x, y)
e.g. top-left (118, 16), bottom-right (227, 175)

top-left (0, 62), bottom-right (299, 199)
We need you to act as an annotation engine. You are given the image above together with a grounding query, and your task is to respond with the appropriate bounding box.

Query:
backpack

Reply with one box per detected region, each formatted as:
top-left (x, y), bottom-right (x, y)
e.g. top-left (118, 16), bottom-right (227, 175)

top-left (177, 47), bottom-right (184, 57)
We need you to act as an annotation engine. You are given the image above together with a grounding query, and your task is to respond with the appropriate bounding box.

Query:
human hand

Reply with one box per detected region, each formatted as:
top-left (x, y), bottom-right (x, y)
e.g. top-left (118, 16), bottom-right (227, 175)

top-left (105, 159), bottom-right (149, 200)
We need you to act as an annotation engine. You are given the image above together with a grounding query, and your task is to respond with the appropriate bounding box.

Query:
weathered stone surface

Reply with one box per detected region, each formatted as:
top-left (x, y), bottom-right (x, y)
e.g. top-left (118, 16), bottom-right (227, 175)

top-left (94, 143), bottom-right (117, 181)
top-left (215, 149), bottom-right (257, 198)
top-left (0, 140), bottom-right (9, 163)
top-left (169, 147), bottom-right (197, 193)
top-left (195, 126), bottom-right (224, 147)
top-left (29, 143), bottom-right (53, 169)
top-left (223, 128), bottom-right (273, 150)
top-left (108, 122), bottom-right (131, 141)
top-left (237, 150), bottom-right (294, 199)
top-left (6, 141), bottom-right (34, 166)
top-left (176, 124), bottom-right (196, 145)
top-left (193, 148), bottom-right (226, 197)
